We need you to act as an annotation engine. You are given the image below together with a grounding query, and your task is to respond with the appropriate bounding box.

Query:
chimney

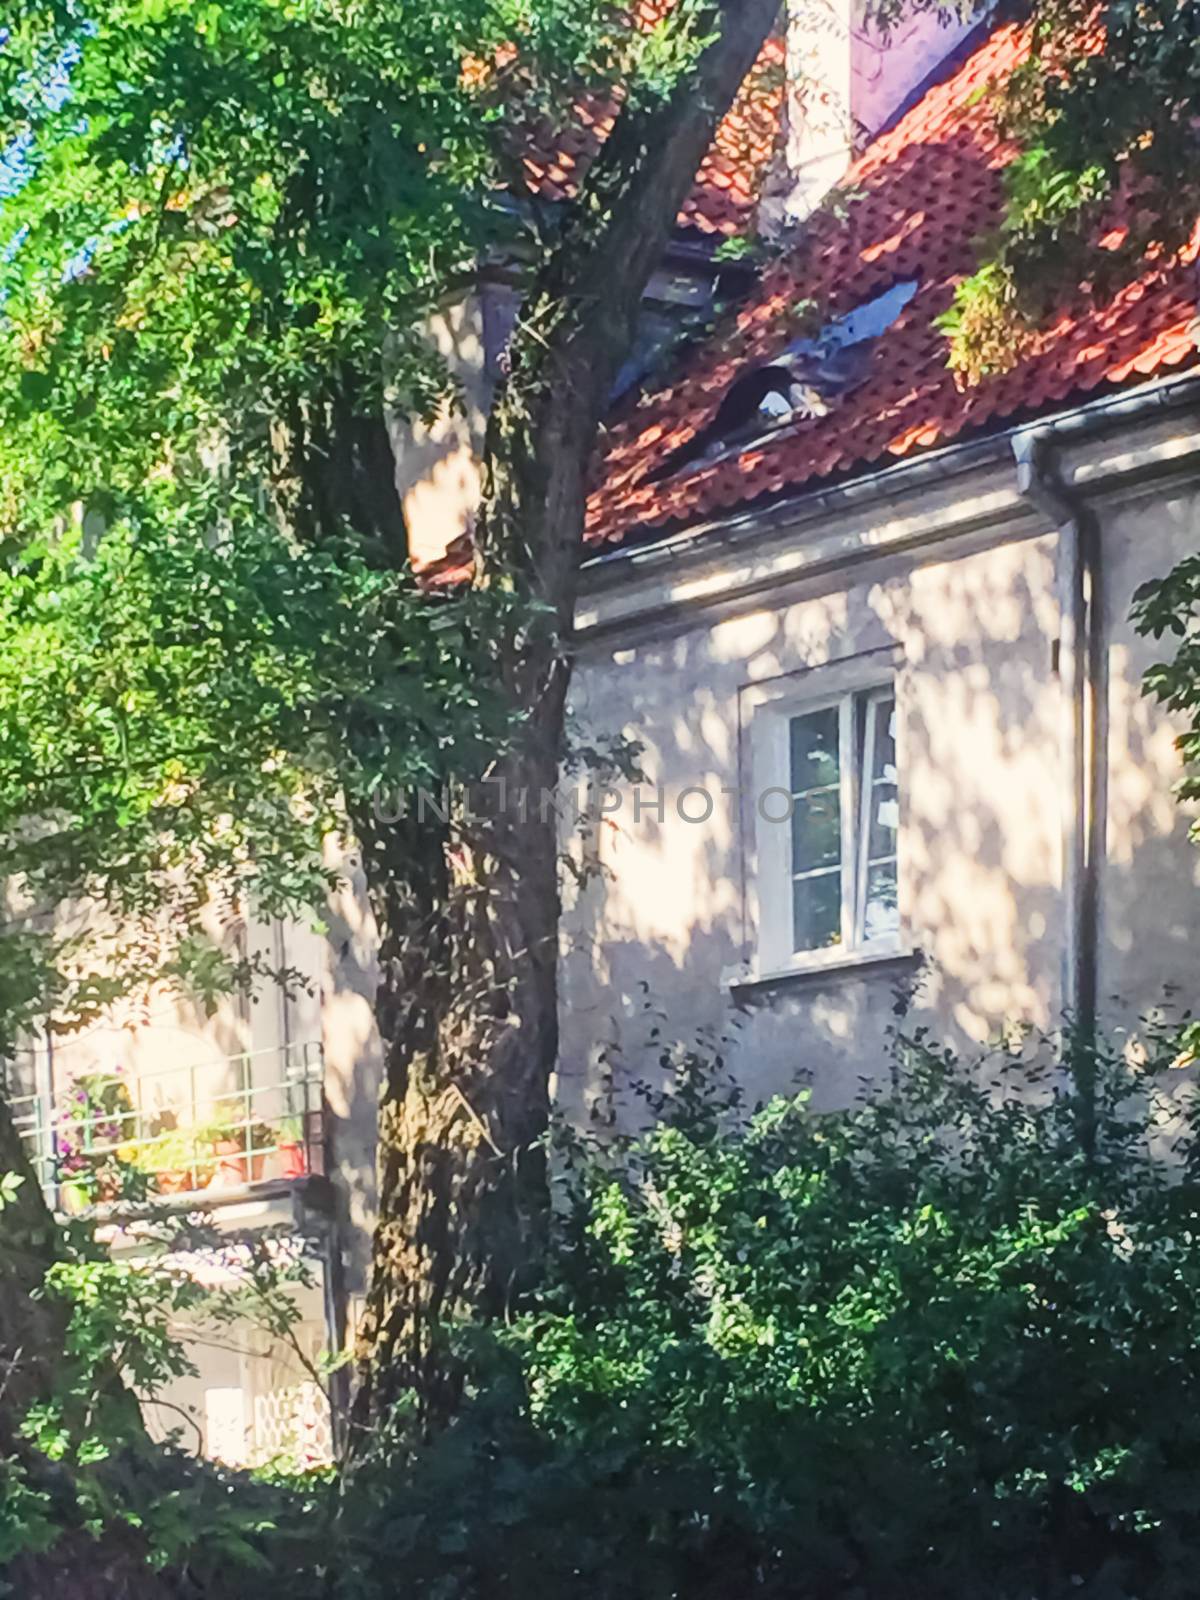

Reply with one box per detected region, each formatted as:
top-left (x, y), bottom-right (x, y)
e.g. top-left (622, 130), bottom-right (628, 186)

top-left (762, 0), bottom-right (982, 232)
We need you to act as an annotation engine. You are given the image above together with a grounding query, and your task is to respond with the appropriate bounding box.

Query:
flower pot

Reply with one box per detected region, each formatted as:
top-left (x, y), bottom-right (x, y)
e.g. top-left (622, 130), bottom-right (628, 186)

top-left (211, 1137), bottom-right (248, 1187)
top-left (275, 1140), bottom-right (308, 1180)
top-left (210, 1138), bottom-right (266, 1188)
top-left (155, 1168), bottom-right (193, 1196)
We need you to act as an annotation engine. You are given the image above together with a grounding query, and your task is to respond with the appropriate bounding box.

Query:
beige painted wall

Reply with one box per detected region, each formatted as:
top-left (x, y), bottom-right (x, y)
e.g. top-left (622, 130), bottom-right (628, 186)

top-left (1096, 480), bottom-right (1200, 1026)
top-left (391, 292), bottom-right (497, 571)
top-left (141, 1273), bottom-right (332, 1468)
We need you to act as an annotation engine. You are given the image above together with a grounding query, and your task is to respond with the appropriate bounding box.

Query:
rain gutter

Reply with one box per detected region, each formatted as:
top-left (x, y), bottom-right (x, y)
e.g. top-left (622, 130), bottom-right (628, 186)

top-left (580, 369), bottom-right (1200, 585)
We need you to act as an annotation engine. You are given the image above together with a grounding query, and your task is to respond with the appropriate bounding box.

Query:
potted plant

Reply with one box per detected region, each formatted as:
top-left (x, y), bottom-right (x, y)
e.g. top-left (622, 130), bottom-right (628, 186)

top-left (207, 1112), bottom-right (273, 1187)
top-left (133, 1126), bottom-right (215, 1195)
top-left (59, 1176), bottom-right (94, 1215)
top-left (53, 1071), bottom-right (138, 1207)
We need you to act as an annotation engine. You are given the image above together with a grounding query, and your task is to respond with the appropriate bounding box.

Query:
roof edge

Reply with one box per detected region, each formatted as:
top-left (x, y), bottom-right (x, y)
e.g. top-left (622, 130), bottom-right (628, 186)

top-left (578, 366), bottom-right (1200, 596)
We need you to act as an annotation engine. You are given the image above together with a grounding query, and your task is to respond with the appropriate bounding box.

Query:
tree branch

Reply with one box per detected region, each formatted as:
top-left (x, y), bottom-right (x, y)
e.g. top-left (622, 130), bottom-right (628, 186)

top-left (476, 0), bottom-right (781, 613)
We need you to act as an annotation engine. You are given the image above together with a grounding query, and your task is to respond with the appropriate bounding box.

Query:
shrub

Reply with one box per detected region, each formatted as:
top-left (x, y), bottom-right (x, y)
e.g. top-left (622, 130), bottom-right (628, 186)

top-left (342, 1024), bottom-right (1200, 1600)
top-left (14, 1024), bottom-right (1200, 1600)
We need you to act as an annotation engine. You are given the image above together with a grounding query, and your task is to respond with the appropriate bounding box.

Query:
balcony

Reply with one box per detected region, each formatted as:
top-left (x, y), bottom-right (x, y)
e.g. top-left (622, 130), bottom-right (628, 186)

top-left (9, 1040), bottom-right (326, 1215)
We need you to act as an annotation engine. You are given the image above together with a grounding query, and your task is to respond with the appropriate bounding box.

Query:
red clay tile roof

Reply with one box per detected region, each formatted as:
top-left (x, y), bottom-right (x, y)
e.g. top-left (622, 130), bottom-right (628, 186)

top-left (586, 21), bottom-right (1200, 551)
top-left (522, 31), bottom-right (785, 237)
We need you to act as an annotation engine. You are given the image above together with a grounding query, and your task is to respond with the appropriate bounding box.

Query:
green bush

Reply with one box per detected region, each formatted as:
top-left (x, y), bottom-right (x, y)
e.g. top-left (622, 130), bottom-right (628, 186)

top-left (340, 1024), bottom-right (1200, 1600)
top-left (13, 1024), bottom-right (1200, 1599)
top-left (0, 1198), bottom-right (334, 1597)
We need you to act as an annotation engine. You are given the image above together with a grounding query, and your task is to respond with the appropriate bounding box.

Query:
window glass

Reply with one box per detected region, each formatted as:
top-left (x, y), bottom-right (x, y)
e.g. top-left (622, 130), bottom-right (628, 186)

top-left (860, 694), bottom-right (899, 941)
top-left (788, 706), bottom-right (842, 951)
top-left (784, 689), bottom-right (899, 957)
top-left (793, 872), bottom-right (842, 953)
top-left (789, 707), bottom-right (840, 792)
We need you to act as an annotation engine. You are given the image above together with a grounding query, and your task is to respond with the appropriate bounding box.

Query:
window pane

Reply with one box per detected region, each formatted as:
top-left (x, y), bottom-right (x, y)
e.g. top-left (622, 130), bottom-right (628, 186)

top-left (863, 861), bottom-right (899, 941)
top-left (791, 788), bottom-right (841, 873)
top-left (793, 871), bottom-right (842, 952)
top-left (872, 695), bottom-right (897, 778)
top-left (857, 693), bottom-right (899, 944)
top-left (790, 708), bottom-right (840, 794)
top-left (868, 783), bottom-right (899, 861)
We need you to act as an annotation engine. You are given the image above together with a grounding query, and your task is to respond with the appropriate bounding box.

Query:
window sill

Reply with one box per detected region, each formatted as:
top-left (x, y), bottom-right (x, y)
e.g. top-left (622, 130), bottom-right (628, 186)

top-left (722, 943), bottom-right (920, 997)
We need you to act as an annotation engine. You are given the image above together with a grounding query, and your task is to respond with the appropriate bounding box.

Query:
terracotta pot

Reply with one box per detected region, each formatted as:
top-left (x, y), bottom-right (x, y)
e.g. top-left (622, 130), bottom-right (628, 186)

top-left (276, 1140), bottom-right (308, 1180)
top-left (211, 1139), bottom-right (266, 1187)
top-left (212, 1137), bottom-right (248, 1187)
top-left (155, 1168), bottom-right (193, 1196)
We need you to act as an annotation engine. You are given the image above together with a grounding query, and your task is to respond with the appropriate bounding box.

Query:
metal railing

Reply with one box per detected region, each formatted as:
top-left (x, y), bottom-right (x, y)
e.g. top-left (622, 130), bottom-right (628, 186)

top-left (7, 1040), bottom-right (325, 1212)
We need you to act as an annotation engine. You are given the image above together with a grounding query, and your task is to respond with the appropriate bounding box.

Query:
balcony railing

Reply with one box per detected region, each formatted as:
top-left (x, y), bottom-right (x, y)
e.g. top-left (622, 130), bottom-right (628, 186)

top-left (8, 1040), bottom-right (325, 1213)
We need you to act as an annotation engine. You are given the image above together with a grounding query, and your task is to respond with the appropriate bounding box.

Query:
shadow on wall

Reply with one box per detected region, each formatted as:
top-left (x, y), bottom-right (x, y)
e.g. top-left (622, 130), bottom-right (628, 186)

top-left (321, 840), bottom-right (386, 1296)
top-left (1097, 482), bottom-right (1200, 1032)
top-left (560, 510), bottom-right (1200, 1118)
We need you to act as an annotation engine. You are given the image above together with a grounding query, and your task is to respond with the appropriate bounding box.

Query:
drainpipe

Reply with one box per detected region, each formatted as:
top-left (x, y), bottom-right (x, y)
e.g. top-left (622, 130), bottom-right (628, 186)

top-left (1012, 431), bottom-right (1103, 1132)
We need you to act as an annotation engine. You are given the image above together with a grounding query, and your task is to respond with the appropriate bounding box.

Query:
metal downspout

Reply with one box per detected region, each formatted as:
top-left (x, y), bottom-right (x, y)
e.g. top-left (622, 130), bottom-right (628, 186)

top-left (1011, 430), bottom-right (1102, 1049)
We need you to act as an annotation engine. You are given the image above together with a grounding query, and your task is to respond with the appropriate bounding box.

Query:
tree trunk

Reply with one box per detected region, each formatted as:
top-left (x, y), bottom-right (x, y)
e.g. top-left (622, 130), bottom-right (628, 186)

top-left (352, 0), bottom-right (782, 1435)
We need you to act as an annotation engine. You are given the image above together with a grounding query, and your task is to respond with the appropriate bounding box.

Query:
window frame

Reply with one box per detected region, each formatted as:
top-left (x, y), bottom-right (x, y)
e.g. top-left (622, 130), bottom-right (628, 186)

top-left (745, 652), bottom-right (904, 980)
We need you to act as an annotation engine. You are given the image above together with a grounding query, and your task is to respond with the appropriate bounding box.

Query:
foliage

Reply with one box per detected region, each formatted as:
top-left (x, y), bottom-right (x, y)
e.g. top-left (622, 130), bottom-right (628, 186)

top-left (945, 0), bottom-right (1200, 380)
top-left (1133, 551), bottom-right (1200, 814)
top-left (51, 1070), bottom-right (134, 1194)
top-left (0, 1198), bottom-right (332, 1591)
top-left (0, 0), bottom-right (723, 1033)
top-left (322, 1024), bottom-right (1200, 1600)
top-left (0, 488), bottom-right (514, 1035)
top-left (12, 1024), bottom-right (1200, 1596)
top-left (0, 1), bottom-right (686, 519)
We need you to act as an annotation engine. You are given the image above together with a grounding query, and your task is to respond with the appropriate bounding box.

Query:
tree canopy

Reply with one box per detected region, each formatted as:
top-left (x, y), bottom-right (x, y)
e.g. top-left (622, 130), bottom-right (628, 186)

top-left (0, 0), bottom-right (787, 1447)
top-left (947, 0), bottom-right (1200, 378)
top-left (5, 0), bottom-right (1199, 1017)
top-left (0, 0), bottom-right (711, 1025)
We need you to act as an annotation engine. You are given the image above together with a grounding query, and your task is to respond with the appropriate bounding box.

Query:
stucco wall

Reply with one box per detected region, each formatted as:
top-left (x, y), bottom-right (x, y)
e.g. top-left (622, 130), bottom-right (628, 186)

top-left (141, 1273), bottom-right (331, 1467)
top-left (852, 3), bottom-right (981, 135)
top-left (391, 292), bottom-right (499, 571)
top-left (560, 463), bottom-right (1200, 1118)
top-left (320, 838), bottom-right (386, 1297)
top-left (1097, 480), bottom-right (1200, 1029)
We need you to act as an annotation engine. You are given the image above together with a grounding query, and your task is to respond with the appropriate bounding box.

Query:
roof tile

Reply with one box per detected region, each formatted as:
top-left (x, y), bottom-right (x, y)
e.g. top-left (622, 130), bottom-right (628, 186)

top-left (525, 34), bottom-right (785, 236)
top-left (585, 22), bottom-right (1199, 550)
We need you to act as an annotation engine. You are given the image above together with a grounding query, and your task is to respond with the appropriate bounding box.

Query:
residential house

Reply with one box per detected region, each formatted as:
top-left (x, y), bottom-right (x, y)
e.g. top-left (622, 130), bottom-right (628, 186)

top-left (4, 901), bottom-right (343, 1466)
top-left (550, 15), bottom-right (1200, 1118)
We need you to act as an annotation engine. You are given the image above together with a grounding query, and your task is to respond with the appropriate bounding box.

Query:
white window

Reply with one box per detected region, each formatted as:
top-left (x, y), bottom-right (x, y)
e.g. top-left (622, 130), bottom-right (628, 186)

top-left (747, 665), bottom-right (901, 977)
